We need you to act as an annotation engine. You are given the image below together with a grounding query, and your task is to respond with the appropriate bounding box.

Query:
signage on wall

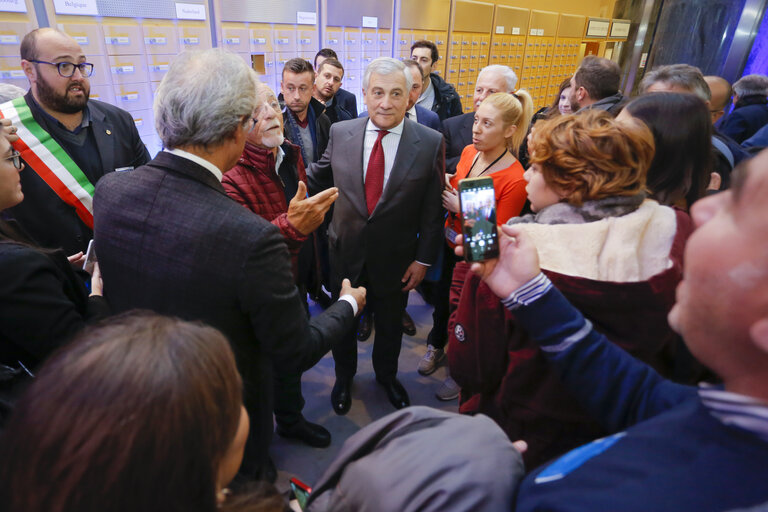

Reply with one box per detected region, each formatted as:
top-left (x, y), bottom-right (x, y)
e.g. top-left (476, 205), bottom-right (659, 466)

top-left (0, 0), bottom-right (27, 13)
top-left (586, 19), bottom-right (610, 38)
top-left (362, 16), bottom-right (378, 28)
top-left (296, 11), bottom-right (316, 25)
top-left (53, 0), bottom-right (98, 15)
top-left (610, 21), bottom-right (631, 39)
top-left (175, 2), bottom-right (206, 20)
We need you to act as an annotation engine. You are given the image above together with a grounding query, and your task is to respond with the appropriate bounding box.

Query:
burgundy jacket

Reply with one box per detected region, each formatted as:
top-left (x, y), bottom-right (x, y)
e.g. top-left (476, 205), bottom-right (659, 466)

top-left (447, 208), bottom-right (695, 470)
top-left (223, 141), bottom-right (307, 258)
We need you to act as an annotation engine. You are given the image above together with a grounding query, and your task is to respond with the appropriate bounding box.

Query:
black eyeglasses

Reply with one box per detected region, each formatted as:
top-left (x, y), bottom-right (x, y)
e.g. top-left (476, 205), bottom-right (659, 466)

top-left (5, 150), bottom-right (22, 170)
top-left (28, 60), bottom-right (94, 78)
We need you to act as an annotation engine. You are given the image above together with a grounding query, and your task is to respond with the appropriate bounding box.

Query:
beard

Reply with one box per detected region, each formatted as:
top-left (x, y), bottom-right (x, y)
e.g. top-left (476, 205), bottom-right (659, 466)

top-left (261, 129), bottom-right (284, 148)
top-left (568, 90), bottom-right (581, 112)
top-left (36, 73), bottom-right (89, 114)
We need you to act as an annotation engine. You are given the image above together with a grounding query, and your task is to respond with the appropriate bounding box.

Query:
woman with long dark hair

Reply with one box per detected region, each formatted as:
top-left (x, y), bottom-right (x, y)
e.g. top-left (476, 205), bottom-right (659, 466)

top-left (0, 313), bottom-right (286, 512)
top-left (619, 92), bottom-right (713, 208)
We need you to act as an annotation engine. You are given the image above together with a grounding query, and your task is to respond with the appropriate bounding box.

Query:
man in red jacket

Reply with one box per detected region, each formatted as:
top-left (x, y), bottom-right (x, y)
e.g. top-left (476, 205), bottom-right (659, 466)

top-left (223, 82), bottom-right (338, 449)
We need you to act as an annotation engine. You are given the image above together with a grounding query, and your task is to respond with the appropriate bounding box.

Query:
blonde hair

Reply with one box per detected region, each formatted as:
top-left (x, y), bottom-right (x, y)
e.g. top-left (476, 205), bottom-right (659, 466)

top-left (528, 110), bottom-right (655, 206)
top-left (480, 91), bottom-right (533, 157)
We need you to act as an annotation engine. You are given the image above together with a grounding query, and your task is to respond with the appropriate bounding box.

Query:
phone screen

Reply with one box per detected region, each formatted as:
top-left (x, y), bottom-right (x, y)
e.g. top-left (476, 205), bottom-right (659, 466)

top-left (290, 478), bottom-right (311, 510)
top-left (83, 239), bottom-right (97, 275)
top-left (458, 177), bottom-right (499, 262)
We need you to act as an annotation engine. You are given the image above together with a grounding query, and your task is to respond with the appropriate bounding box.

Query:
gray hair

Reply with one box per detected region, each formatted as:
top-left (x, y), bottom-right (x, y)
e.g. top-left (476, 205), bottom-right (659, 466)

top-left (154, 49), bottom-right (258, 149)
top-left (639, 64), bottom-right (711, 102)
top-left (733, 74), bottom-right (768, 98)
top-left (363, 57), bottom-right (413, 93)
top-left (0, 83), bottom-right (25, 103)
top-left (478, 65), bottom-right (518, 92)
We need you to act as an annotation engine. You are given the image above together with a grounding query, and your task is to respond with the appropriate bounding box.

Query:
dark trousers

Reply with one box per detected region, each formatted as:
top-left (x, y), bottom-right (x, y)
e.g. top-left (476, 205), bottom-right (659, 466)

top-left (333, 273), bottom-right (407, 380)
top-left (426, 243), bottom-right (460, 350)
top-left (272, 283), bottom-right (309, 428)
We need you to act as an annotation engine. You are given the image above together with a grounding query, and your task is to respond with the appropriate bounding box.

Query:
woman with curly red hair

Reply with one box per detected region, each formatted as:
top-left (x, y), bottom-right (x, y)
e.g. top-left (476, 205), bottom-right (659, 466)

top-left (447, 110), bottom-right (696, 469)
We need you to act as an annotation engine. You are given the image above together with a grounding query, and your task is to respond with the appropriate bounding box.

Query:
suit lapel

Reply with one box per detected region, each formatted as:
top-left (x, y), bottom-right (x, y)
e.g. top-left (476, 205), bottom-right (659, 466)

top-left (375, 118), bottom-right (421, 215)
top-left (90, 105), bottom-right (115, 174)
top-left (338, 118), bottom-right (369, 219)
top-left (153, 152), bottom-right (229, 197)
top-left (460, 112), bottom-right (474, 149)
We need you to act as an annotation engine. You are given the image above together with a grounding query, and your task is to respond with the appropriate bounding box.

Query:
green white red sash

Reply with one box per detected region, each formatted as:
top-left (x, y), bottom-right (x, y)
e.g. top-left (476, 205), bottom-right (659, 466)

top-left (0, 96), bottom-right (94, 228)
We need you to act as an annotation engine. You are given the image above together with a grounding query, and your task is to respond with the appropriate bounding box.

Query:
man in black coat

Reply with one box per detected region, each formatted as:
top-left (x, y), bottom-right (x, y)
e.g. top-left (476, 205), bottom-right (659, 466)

top-left (410, 40), bottom-right (463, 121)
top-left (93, 49), bottom-right (365, 482)
top-left (6, 28), bottom-right (149, 255)
top-left (719, 74), bottom-right (768, 144)
top-left (315, 48), bottom-right (359, 118)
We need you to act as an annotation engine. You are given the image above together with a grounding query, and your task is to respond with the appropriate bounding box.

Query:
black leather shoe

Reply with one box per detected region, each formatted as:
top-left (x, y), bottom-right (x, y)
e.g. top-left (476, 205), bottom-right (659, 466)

top-left (331, 378), bottom-right (352, 415)
top-left (276, 420), bottom-right (331, 448)
top-left (377, 377), bottom-right (410, 410)
top-left (357, 311), bottom-right (373, 341)
top-left (402, 310), bottom-right (417, 336)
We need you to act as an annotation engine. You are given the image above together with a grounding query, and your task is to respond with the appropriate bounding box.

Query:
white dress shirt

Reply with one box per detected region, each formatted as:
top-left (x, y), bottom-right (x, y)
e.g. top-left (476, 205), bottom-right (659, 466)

top-left (406, 106), bottom-right (418, 122)
top-left (164, 148), bottom-right (223, 182)
top-left (363, 118), bottom-right (404, 188)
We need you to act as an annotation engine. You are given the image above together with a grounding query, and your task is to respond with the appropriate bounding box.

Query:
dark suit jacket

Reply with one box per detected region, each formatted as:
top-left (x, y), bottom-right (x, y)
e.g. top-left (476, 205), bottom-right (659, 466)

top-left (8, 92), bottom-right (150, 254)
top-left (442, 111), bottom-right (474, 174)
top-left (308, 117), bottom-right (444, 295)
top-left (93, 152), bottom-right (355, 475)
top-left (335, 87), bottom-right (359, 118)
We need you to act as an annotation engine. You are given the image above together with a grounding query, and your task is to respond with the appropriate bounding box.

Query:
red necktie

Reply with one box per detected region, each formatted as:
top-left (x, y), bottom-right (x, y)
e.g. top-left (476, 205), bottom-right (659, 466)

top-left (365, 129), bottom-right (389, 215)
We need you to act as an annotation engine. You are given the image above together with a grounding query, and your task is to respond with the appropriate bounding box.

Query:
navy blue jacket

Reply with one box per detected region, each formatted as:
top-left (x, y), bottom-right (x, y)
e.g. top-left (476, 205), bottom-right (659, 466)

top-left (719, 95), bottom-right (768, 144)
top-left (335, 88), bottom-right (358, 118)
top-left (513, 286), bottom-right (768, 512)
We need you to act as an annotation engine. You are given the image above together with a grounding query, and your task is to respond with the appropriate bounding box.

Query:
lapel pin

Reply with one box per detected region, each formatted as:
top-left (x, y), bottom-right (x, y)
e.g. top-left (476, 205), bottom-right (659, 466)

top-left (106, 129), bottom-right (112, 135)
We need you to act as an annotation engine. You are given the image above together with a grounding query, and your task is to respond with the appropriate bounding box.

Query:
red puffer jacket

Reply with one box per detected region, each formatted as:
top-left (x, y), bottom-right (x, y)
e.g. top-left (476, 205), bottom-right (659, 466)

top-left (223, 141), bottom-right (308, 257)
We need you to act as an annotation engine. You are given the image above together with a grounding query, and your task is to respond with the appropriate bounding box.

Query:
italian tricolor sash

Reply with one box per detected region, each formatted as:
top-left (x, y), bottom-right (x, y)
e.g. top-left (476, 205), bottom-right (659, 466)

top-left (0, 97), bottom-right (94, 228)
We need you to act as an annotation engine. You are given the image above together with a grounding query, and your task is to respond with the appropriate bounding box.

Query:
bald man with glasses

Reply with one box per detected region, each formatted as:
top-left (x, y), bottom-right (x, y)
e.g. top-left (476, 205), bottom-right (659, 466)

top-left (0, 28), bottom-right (149, 255)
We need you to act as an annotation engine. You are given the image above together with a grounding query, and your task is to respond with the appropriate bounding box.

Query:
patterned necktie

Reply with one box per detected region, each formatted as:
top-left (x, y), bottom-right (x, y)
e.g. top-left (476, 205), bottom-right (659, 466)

top-left (365, 129), bottom-right (389, 215)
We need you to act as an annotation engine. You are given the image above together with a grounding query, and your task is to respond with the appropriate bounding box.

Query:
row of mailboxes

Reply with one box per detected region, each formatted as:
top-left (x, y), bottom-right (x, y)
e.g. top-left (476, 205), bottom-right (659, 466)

top-left (0, 20), bottom-right (36, 57)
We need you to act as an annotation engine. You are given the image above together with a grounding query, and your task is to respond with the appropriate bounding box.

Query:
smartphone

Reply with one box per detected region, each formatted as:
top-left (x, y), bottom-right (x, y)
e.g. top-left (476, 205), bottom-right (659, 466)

top-left (458, 176), bottom-right (499, 262)
top-left (83, 239), bottom-right (97, 275)
top-left (289, 477), bottom-right (311, 510)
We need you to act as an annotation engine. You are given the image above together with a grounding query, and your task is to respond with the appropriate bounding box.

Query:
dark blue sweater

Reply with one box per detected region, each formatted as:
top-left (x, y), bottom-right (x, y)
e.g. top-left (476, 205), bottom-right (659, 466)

top-left (513, 287), bottom-right (768, 512)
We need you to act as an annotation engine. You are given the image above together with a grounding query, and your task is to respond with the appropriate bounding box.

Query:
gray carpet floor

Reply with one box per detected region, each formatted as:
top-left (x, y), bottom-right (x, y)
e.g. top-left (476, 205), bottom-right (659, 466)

top-left (272, 290), bottom-right (458, 489)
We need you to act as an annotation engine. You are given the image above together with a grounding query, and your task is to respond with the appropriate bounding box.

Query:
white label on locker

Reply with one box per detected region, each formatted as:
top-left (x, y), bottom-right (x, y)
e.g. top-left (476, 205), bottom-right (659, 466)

top-left (224, 37), bottom-right (240, 45)
top-left (328, 38), bottom-right (338, 44)
top-left (252, 37), bottom-right (267, 44)
top-left (0, 34), bottom-right (19, 44)
top-left (296, 11), bottom-right (316, 25)
top-left (183, 37), bottom-right (200, 44)
top-left (144, 37), bottom-right (167, 45)
top-left (0, 0), bottom-right (27, 12)
top-left (362, 16), bottom-right (378, 28)
top-left (175, 2), bottom-right (206, 20)
top-left (134, 118), bottom-right (143, 127)
top-left (151, 64), bottom-right (169, 71)
top-left (530, 28), bottom-right (537, 36)
top-left (0, 70), bottom-right (24, 78)
top-left (495, 26), bottom-right (504, 34)
top-left (112, 65), bottom-right (135, 74)
top-left (300, 38), bottom-right (311, 44)
top-left (537, 29), bottom-right (545, 36)
top-left (105, 36), bottom-right (130, 45)
top-left (53, 0), bottom-right (97, 15)
top-left (275, 38), bottom-right (289, 45)
top-left (512, 27), bottom-right (520, 35)
top-left (121, 93), bottom-right (139, 101)
top-left (72, 36), bottom-right (88, 44)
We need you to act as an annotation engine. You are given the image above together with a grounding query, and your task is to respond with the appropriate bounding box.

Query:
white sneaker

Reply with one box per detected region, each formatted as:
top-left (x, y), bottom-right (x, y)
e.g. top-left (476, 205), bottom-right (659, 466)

top-left (418, 344), bottom-right (445, 375)
top-left (435, 376), bottom-right (460, 401)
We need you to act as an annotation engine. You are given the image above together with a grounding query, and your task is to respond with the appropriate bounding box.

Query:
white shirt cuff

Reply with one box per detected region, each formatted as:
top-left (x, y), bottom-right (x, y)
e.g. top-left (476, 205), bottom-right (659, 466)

top-left (339, 294), bottom-right (358, 316)
top-left (415, 260), bottom-right (431, 267)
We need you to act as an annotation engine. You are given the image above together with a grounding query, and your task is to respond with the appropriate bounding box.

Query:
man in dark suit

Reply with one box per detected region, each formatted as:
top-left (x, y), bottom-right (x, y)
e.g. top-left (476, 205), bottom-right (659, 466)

top-left (308, 57), bottom-right (444, 415)
top-left (315, 49), bottom-right (358, 118)
top-left (93, 49), bottom-right (365, 482)
top-left (5, 28), bottom-right (149, 255)
top-left (442, 64), bottom-right (518, 174)
top-left (313, 57), bottom-right (354, 125)
top-left (403, 59), bottom-right (442, 132)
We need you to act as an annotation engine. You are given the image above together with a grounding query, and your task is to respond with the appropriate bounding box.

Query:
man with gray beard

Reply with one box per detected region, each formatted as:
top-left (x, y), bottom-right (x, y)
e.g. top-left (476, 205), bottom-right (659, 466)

top-left (223, 83), bottom-right (339, 449)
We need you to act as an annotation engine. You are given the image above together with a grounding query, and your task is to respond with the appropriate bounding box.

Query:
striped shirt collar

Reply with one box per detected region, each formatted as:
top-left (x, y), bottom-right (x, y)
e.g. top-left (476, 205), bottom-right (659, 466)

top-left (699, 385), bottom-right (768, 442)
top-left (164, 148), bottom-right (223, 182)
top-left (365, 117), bottom-right (405, 135)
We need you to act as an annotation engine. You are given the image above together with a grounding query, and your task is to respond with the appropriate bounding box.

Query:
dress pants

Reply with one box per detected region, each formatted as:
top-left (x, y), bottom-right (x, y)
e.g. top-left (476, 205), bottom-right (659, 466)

top-left (333, 270), bottom-right (408, 380)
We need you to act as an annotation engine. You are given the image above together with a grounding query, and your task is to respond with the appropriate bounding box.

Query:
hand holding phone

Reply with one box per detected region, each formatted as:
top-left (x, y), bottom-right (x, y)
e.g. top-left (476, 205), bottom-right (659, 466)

top-left (458, 177), bottom-right (499, 262)
top-left (83, 239), bottom-right (97, 275)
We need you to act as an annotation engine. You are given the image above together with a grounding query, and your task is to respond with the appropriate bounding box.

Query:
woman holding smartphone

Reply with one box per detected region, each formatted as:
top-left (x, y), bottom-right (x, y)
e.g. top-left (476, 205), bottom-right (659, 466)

top-left (420, 92), bottom-right (533, 401)
top-left (0, 129), bottom-right (108, 422)
top-left (447, 111), bottom-right (694, 469)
